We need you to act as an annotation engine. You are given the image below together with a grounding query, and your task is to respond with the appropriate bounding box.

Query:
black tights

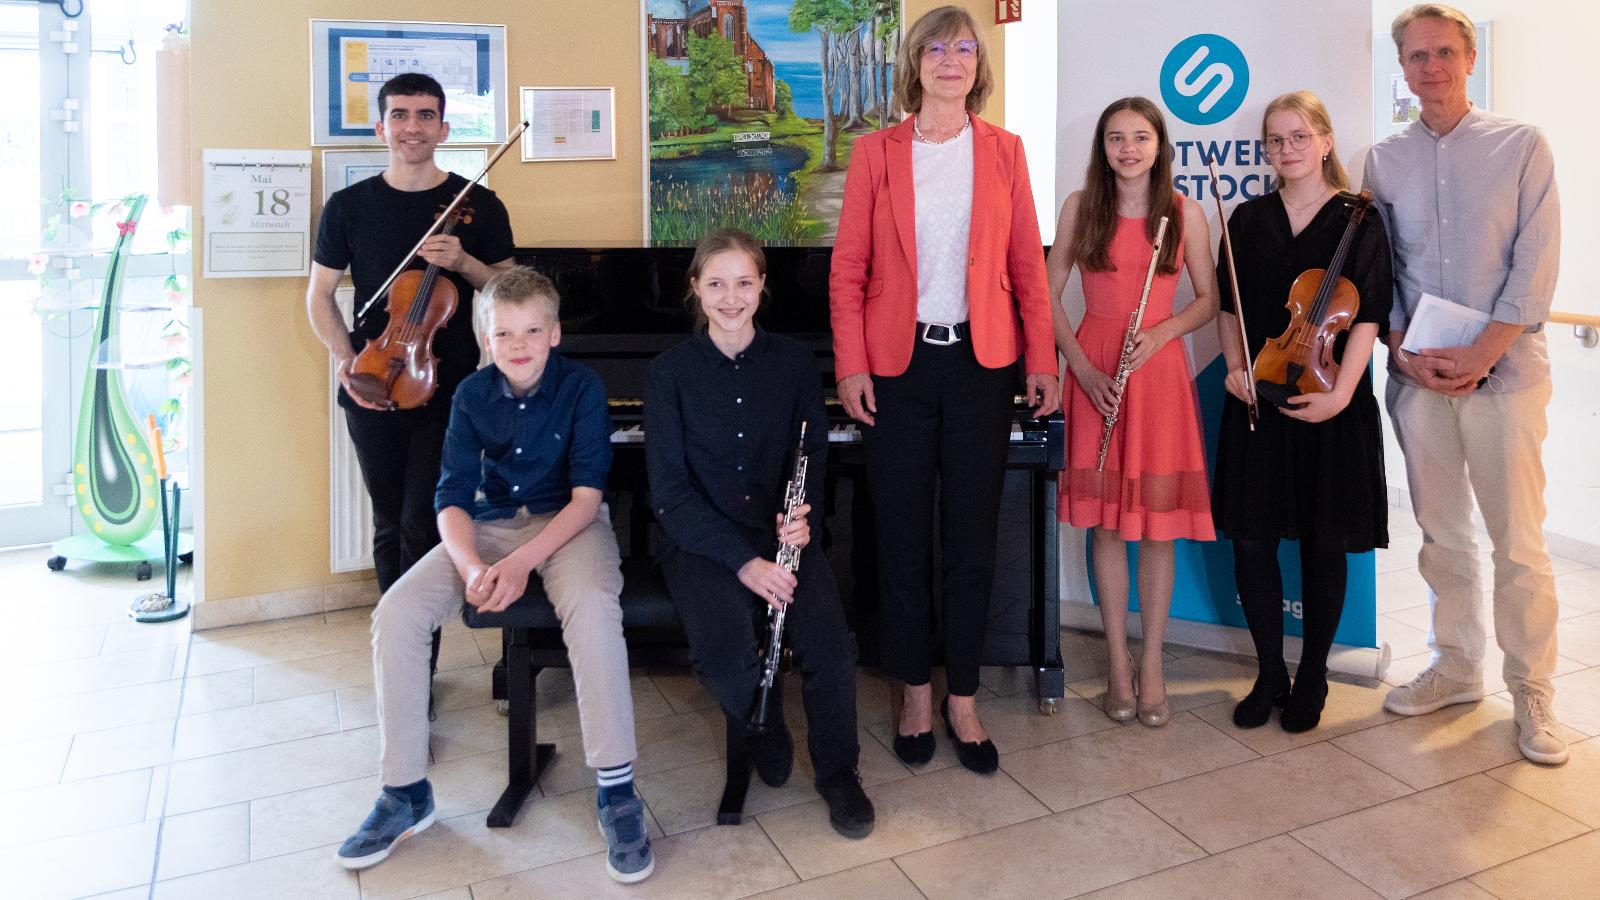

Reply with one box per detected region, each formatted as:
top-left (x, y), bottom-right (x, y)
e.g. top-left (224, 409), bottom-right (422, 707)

top-left (1232, 539), bottom-right (1347, 677)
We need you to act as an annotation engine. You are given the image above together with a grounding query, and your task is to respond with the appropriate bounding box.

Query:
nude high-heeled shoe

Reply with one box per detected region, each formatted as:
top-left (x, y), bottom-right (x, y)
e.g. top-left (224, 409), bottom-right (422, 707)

top-left (1137, 658), bottom-right (1170, 727)
top-left (1103, 653), bottom-right (1137, 723)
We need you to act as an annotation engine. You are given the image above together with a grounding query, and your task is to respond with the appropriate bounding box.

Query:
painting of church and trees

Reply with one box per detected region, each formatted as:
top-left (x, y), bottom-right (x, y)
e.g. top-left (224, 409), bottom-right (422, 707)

top-left (646, 0), bottom-right (899, 244)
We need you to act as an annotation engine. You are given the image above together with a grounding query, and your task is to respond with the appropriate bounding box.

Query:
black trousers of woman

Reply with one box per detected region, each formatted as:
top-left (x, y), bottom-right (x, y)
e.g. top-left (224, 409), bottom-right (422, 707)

top-left (1232, 538), bottom-right (1348, 679)
top-left (865, 338), bottom-right (1015, 697)
top-left (661, 539), bottom-right (861, 780)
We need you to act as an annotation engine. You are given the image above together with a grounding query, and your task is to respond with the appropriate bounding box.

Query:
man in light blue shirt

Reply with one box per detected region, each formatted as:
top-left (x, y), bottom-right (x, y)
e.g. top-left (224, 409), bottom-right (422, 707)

top-left (1365, 3), bottom-right (1568, 766)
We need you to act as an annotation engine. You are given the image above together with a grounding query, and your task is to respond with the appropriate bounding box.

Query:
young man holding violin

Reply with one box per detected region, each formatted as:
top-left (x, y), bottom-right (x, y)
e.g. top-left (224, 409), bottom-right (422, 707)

top-left (306, 72), bottom-right (516, 598)
top-left (1365, 4), bottom-right (1568, 766)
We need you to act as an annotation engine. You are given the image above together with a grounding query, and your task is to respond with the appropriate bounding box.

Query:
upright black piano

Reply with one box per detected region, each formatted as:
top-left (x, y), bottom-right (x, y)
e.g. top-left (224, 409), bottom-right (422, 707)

top-left (513, 245), bottom-right (1066, 712)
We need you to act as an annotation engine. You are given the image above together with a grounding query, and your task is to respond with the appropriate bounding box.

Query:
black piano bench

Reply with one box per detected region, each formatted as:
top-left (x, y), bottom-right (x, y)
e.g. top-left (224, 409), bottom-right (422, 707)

top-left (460, 558), bottom-right (755, 828)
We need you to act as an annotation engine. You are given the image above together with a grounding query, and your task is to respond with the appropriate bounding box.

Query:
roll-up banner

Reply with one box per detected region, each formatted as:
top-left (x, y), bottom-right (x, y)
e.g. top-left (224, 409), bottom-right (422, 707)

top-left (1052, 0), bottom-right (1387, 676)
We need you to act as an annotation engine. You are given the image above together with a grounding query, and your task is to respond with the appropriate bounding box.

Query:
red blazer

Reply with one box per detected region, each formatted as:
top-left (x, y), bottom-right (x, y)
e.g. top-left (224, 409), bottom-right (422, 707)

top-left (829, 116), bottom-right (1055, 379)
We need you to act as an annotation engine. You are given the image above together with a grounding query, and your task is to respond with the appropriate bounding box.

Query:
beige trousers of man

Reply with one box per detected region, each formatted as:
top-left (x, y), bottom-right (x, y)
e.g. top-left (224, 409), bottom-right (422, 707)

top-left (1386, 378), bottom-right (1559, 699)
top-left (371, 505), bottom-right (636, 787)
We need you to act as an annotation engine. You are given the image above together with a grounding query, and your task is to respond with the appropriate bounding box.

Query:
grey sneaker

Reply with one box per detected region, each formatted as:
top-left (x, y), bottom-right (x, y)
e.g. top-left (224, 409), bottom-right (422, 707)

top-left (1513, 686), bottom-right (1569, 765)
top-left (1383, 667), bottom-right (1484, 716)
top-left (335, 782), bottom-right (436, 870)
top-left (598, 795), bottom-right (654, 883)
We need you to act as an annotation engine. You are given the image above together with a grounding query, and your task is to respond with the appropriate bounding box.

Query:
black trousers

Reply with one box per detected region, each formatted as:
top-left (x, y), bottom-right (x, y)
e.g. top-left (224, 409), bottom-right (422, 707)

top-left (343, 401), bottom-right (450, 594)
top-left (1231, 538), bottom-right (1348, 676)
top-left (661, 540), bottom-right (860, 780)
top-left (866, 338), bottom-right (1015, 696)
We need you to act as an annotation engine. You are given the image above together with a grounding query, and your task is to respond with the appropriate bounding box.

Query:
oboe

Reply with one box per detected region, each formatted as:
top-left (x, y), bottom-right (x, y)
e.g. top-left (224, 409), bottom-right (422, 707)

top-left (1097, 215), bottom-right (1170, 473)
top-left (748, 422), bottom-right (809, 734)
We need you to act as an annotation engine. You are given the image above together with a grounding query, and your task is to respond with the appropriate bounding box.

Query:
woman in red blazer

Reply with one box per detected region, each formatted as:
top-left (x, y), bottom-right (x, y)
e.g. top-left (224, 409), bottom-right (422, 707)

top-left (829, 5), bottom-right (1057, 775)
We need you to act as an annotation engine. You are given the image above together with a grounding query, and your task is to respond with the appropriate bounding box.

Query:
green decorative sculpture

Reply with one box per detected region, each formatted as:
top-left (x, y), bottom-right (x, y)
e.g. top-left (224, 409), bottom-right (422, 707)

top-left (72, 194), bottom-right (160, 544)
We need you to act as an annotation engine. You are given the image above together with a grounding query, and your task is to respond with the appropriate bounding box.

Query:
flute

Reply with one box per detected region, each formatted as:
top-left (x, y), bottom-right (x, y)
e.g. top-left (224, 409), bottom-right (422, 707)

top-left (748, 422), bottom-right (809, 734)
top-left (1096, 215), bottom-right (1170, 473)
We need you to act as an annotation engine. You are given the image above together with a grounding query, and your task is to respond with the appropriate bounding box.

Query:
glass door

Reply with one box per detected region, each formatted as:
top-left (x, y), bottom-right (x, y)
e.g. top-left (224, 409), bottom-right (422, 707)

top-left (0, 0), bottom-right (192, 549)
top-left (0, 2), bottom-right (71, 546)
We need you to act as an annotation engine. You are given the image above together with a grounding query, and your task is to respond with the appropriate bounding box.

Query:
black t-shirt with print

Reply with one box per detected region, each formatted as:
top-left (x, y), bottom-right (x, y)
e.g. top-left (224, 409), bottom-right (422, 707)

top-left (314, 172), bottom-right (515, 409)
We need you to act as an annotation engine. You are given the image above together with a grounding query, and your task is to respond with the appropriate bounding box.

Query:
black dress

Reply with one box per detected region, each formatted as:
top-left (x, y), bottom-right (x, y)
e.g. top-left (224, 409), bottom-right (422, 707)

top-left (1211, 192), bottom-right (1393, 553)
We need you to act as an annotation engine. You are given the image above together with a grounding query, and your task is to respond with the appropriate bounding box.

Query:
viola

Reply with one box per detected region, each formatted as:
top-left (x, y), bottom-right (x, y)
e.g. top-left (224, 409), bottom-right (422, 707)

top-left (346, 204), bottom-right (473, 410)
top-left (1253, 190), bottom-right (1373, 411)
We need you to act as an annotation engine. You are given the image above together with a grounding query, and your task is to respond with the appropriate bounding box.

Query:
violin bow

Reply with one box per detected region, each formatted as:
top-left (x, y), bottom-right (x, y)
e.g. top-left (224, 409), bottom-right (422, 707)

top-left (357, 120), bottom-right (530, 319)
top-left (1207, 161), bottom-right (1258, 430)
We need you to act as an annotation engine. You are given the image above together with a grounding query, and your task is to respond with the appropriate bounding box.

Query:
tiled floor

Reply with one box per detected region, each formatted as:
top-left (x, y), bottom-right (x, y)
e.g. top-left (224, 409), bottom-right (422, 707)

top-left (7, 507), bottom-right (1599, 900)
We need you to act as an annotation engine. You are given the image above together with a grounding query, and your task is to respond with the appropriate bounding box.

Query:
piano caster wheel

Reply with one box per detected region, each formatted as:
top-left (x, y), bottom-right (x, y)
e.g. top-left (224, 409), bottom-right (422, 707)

top-left (496, 699), bottom-right (509, 717)
top-left (1039, 699), bottom-right (1057, 716)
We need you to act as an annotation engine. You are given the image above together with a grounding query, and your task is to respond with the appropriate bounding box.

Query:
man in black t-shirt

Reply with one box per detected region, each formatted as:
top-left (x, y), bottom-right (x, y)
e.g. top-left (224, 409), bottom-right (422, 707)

top-left (307, 73), bottom-right (515, 595)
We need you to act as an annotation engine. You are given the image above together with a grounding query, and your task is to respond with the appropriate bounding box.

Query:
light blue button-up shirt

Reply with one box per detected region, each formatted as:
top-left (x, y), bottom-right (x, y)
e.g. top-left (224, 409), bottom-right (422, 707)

top-left (1363, 106), bottom-right (1560, 391)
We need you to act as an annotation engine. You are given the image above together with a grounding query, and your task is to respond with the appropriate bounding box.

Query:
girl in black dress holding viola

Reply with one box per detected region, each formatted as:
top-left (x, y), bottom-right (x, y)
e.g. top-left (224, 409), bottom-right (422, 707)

top-left (1213, 91), bottom-right (1393, 733)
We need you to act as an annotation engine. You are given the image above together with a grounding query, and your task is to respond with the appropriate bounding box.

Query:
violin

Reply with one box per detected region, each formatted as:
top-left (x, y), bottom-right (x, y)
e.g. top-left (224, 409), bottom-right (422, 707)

top-left (1253, 189), bottom-right (1373, 411)
top-left (346, 204), bottom-right (473, 410)
top-left (344, 120), bottom-right (529, 410)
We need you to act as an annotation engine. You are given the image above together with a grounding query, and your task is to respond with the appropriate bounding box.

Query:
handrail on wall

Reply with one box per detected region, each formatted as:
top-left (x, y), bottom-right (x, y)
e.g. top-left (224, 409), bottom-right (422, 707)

top-left (1549, 309), bottom-right (1599, 349)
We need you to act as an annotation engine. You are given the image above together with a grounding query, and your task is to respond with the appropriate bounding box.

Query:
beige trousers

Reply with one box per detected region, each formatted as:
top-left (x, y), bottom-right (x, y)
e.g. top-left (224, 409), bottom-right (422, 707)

top-left (1386, 378), bottom-right (1559, 699)
top-left (371, 505), bottom-right (635, 787)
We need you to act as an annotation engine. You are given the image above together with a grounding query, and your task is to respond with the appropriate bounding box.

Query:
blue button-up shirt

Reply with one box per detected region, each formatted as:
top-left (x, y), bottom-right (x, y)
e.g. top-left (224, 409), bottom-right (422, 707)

top-left (1363, 106), bottom-right (1561, 391)
top-left (435, 351), bottom-right (612, 520)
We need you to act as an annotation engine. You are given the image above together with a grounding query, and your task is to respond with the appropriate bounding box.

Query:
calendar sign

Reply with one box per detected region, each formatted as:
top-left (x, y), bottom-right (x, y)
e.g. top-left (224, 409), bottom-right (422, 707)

top-left (202, 149), bottom-right (313, 279)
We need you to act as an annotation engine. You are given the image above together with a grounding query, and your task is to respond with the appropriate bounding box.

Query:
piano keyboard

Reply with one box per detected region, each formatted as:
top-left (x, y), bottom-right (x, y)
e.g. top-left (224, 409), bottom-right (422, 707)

top-left (611, 422), bottom-right (1030, 444)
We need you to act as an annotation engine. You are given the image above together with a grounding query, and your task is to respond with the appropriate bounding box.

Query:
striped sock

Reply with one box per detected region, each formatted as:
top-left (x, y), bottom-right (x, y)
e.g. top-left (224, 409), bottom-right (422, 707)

top-left (596, 762), bottom-right (635, 807)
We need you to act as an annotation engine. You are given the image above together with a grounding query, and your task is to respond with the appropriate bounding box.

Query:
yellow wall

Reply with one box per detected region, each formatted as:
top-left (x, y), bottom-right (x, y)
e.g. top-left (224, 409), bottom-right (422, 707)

top-left (190, 0), bottom-right (1006, 605)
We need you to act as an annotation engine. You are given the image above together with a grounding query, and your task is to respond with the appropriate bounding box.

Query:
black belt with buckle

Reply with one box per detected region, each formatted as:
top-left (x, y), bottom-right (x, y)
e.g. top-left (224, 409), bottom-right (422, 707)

top-left (918, 321), bottom-right (971, 345)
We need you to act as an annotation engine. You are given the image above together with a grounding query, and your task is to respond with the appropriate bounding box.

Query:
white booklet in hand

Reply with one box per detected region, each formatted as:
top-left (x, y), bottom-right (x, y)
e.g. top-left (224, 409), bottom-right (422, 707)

top-left (1401, 292), bottom-right (1491, 353)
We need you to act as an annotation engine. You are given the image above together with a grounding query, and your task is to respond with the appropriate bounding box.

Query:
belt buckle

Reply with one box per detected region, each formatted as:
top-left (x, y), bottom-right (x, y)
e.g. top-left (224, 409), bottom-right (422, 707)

top-left (920, 322), bottom-right (959, 345)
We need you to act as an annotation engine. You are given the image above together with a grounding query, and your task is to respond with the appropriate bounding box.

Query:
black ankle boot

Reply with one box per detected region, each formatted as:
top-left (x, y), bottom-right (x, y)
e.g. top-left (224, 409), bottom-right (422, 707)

top-left (1280, 667), bottom-right (1329, 733)
top-left (1232, 664), bottom-right (1291, 729)
top-left (815, 767), bottom-right (876, 839)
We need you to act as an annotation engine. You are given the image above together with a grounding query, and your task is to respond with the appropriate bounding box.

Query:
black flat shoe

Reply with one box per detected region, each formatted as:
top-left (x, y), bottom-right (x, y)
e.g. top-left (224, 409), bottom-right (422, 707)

top-left (1280, 667), bottom-right (1329, 734)
top-left (1232, 665), bottom-right (1292, 729)
top-left (815, 767), bottom-right (876, 839)
top-left (748, 721), bottom-right (794, 787)
top-left (892, 730), bottom-right (935, 766)
top-left (940, 697), bottom-right (998, 774)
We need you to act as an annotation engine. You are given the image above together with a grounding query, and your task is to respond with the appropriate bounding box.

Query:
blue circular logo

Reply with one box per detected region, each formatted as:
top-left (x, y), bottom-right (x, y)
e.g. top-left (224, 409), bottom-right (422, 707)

top-left (1159, 34), bottom-right (1249, 126)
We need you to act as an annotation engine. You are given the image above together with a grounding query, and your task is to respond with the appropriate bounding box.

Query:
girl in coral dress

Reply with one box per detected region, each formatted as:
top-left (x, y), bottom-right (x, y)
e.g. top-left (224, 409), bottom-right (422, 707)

top-left (1046, 97), bottom-right (1219, 727)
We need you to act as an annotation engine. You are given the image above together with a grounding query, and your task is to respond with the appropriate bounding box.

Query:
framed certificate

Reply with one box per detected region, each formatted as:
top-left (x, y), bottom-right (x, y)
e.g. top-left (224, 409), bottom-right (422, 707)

top-left (310, 19), bottom-right (508, 146)
top-left (519, 86), bottom-right (616, 162)
top-left (320, 148), bottom-right (489, 203)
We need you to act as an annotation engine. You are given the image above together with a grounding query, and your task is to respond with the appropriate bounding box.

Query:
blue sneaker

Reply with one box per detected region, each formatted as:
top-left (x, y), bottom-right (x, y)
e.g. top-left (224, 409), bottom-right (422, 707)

top-left (597, 795), bottom-right (654, 883)
top-left (335, 782), bottom-right (436, 870)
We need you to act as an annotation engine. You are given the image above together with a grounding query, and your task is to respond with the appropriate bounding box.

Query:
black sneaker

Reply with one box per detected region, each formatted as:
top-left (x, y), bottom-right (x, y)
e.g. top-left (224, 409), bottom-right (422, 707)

top-left (815, 768), bottom-right (875, 839)
top-left (748, 721), bottom-right (794, 788)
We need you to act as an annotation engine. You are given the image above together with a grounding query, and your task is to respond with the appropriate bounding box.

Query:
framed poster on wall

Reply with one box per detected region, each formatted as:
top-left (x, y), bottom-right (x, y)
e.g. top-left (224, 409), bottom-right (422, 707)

top-left (320, 148), bottom-right (489, 203)
top-left (310, 19), bottom-right (508, 146)
top-left (519, 86), bottom-right (615, 162)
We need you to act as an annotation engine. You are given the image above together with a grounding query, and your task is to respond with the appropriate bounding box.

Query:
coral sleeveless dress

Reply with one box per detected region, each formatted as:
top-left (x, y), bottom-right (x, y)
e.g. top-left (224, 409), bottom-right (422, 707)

top-left (1058, 208), bottom-right (1215, 542)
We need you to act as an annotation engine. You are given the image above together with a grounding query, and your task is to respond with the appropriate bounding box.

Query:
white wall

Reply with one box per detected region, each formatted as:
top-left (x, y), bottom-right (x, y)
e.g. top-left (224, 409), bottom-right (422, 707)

top-left (1370, 0), bottom-right (1600, 560)
top-left (1004, 0), bottom-right (1057, 244)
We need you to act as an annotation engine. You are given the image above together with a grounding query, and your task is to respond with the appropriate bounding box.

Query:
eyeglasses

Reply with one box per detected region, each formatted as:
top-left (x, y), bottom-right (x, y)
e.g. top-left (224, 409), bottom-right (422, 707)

top-left (922, 39), bottom-right (977, 62)
top-left (1263, 131), bottom-right (1326, 154)
top-left (1404, 46), bottom-right (1464, 66)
